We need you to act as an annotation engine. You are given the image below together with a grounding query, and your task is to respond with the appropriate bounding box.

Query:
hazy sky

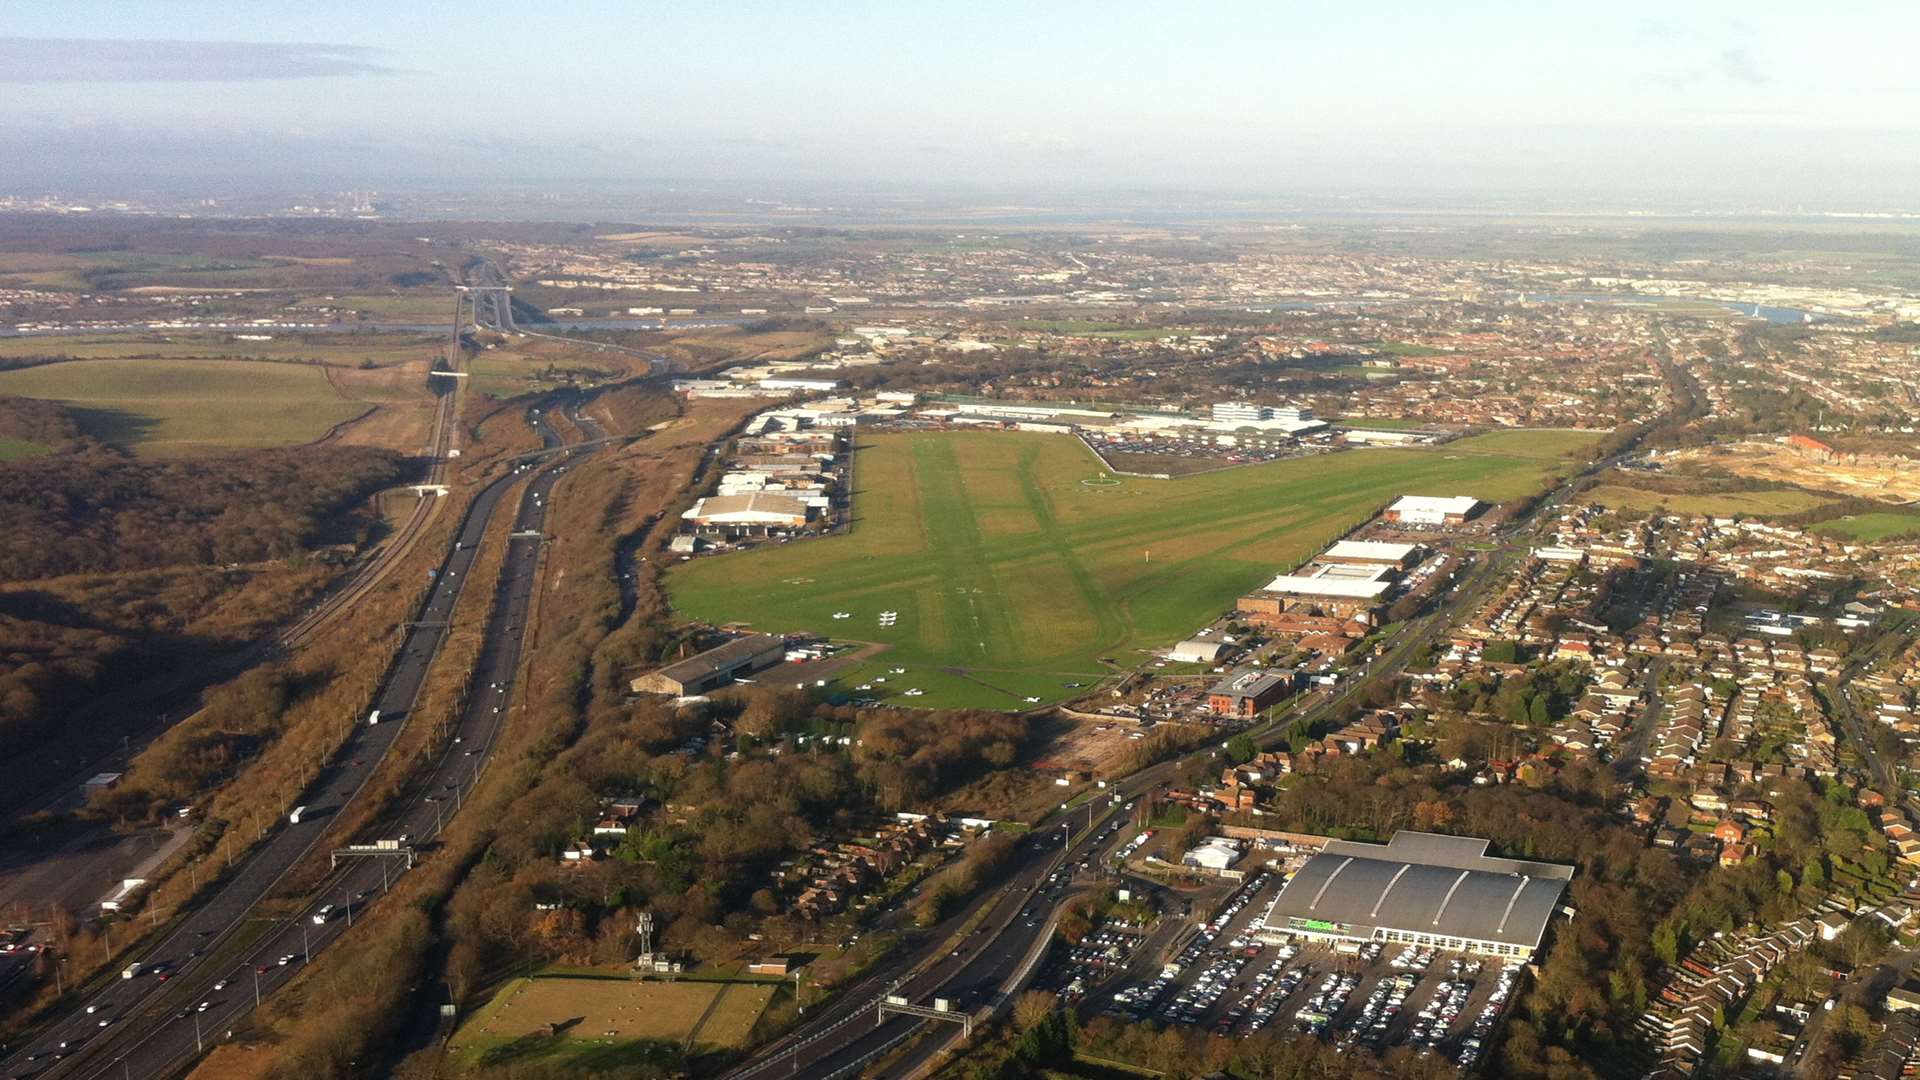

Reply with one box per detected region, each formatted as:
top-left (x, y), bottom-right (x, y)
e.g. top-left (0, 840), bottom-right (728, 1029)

top-left (6, 0), bottom-right (1920, 208)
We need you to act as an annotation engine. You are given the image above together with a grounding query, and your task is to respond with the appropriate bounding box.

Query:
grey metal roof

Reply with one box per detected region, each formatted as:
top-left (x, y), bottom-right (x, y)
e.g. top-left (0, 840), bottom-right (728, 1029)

top-left (1266, 831), bottom-right (1572, 950)
top-left (654, 634), bottom-right (785, 685)
top-left (1209, 668), bottom-right (1291, 700)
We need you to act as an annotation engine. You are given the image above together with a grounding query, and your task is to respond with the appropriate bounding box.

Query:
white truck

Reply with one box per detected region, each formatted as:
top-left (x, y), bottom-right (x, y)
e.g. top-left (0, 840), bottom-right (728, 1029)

top-left (122, 962), bottom-right (143, 980)
top-left (288, 805), bottom-right (308, 825)
top-left (367, 709), bottom-right (381, 725)
top-left (312, 904), bottom-right (335, 926)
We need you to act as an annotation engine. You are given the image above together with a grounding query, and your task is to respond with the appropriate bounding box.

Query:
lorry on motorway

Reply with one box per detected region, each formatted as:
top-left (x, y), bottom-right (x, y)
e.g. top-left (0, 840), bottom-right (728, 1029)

top-left (367, 709), bottom-right (381, 725)
top-left (121, 962), bottom-right (142, 980)
top-left (312, 904), bottom-right (335, 925)
top-left (289, 805), bottom-right (308, 825)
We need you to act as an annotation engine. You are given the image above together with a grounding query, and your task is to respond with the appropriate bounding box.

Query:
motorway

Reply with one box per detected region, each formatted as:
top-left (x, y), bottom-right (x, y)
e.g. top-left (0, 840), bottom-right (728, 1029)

top-left (33, 405), bottom-right (604, 1080)
top-left (0, 299), bottom-right (468, 827)
top-left (0, 407), bottom-right (573, 1078)
top-left (0, 283), bottom-right (648, 1078)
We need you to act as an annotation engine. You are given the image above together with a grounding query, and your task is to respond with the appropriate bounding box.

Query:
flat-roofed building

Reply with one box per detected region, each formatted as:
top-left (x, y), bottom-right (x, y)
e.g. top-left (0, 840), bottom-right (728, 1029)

top-left (1384, 495), bottom-right (1484, 526)
top-left (1257, 831), bottom-right (1573, 960)
top-left (631, 634), bottom-right (787, 696)
top-left (1208, 668), bottom-right (1297, 718)
top-left (1321, 540), bottom-right (1422, 568)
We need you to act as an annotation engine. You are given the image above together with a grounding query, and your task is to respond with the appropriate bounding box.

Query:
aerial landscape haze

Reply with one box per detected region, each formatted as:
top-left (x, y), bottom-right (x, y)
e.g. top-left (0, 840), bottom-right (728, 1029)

top-left (4, 4), bottom-right (1920, 1080)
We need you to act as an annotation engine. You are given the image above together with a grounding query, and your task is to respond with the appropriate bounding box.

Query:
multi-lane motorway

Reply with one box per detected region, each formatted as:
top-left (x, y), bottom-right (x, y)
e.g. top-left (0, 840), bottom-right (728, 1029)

top-left (0, 406), bottom-right (588, 1078)
top-left (0, 283), bottom-right (647, 1078)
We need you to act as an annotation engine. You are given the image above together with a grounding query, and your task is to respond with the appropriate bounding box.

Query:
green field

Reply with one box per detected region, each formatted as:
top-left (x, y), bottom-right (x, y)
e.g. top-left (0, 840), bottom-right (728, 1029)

top-left (449, 974), bottom-right (773, 1073)
top-left (0, 358), bottom-right (369, 455)
top-left (669, 429), bottom-right (1600, 709)
top-left (1813, 512), bottom-right (1920, 542)
top-left (1584, 483), bottom-right (1836, 519)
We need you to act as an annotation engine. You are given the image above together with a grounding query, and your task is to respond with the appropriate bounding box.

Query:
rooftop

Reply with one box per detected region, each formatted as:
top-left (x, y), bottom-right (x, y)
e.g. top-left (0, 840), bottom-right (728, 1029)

top-left (1324, 540), bottom-right (1420, 563)
top-left (1264, 831), bottom-right (1573, 951)
top-left (1390, 495), bottom-right (1483, 515)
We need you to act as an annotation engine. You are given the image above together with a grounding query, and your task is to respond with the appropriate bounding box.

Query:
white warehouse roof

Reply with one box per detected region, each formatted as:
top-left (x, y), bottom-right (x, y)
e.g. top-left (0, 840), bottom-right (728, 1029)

top-left (1259, 574), bottom-right (1393, 599)
top-left (1390, 495), bottom-right (1482, 516)
top-left (1324, 540), bottom-right (1418, 563)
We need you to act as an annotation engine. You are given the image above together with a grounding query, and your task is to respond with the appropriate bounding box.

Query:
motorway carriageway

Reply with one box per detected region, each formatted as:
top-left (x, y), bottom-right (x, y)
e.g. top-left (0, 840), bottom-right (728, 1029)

top-left (2, 402), bottom-right (606, 1080)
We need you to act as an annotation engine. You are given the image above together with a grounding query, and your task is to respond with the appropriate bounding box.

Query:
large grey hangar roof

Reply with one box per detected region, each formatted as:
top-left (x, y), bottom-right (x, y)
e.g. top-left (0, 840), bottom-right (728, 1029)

top-left (1265, 831), bottom-right (1573, 950)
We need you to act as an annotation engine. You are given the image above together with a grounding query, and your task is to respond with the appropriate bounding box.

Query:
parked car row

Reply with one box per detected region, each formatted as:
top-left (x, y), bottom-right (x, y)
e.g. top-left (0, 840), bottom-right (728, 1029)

top-left (1341, 971), bottom-right (1418, 1051)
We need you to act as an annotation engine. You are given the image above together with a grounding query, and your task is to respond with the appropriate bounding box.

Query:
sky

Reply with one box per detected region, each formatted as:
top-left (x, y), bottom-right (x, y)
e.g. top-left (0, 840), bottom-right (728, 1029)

top-left (5, 0), bottom-right (1920, 209)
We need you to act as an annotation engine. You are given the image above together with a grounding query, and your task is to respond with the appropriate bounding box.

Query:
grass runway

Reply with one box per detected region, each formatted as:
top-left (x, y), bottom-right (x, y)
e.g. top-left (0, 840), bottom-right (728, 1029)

top-left (668, 429), bottom-right (1599, 709)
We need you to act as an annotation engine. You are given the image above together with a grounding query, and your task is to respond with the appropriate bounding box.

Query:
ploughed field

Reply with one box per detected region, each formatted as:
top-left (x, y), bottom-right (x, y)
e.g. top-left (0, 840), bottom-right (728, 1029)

top-left (668, 429), bottom-right (1598, 709)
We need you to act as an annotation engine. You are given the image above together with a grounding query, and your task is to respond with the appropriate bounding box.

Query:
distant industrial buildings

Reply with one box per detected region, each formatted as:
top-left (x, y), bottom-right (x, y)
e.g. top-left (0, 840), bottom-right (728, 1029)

top-left (680, 426), bottom-right (850, 540)
top-left (1212, 401), bottom-right (1316, 425)
top-left (1258, 831), bottom-right (1573, 960)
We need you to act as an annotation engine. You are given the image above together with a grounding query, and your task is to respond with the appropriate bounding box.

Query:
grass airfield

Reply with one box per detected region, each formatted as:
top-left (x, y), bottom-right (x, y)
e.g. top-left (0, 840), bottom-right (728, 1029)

top-left (669, 429), bottom-right (1599, 709)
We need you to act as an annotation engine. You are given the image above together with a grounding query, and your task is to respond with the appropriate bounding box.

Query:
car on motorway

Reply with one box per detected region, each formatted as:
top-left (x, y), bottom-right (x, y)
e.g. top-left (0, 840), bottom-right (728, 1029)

top-left (278, 954), bottom-right (297, 966)
top-left (213, 978), bottom-right (228, 991)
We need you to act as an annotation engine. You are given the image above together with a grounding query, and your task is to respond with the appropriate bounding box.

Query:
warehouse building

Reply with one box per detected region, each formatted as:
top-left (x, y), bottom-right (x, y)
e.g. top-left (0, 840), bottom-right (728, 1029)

top-left (630, 634), bottom-right (787, 696)
top-left (682, 492), bottom-right (812, 534)
top-left (1238, 569), bottom-right (1394, 625)
top-left (1257, 831), bottom-right (1573, 960)
top-left (1319, 540), bottom-right (1423, 568)
top-left (1384, 495), bottom-right (1484, 526)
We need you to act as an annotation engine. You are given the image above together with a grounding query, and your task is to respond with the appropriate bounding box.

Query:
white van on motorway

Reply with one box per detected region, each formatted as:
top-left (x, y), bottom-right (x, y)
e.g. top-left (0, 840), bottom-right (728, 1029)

top-left (312, 904), bottom-right (335, 926)
top-left (289, 805), bottom-right (308, 825)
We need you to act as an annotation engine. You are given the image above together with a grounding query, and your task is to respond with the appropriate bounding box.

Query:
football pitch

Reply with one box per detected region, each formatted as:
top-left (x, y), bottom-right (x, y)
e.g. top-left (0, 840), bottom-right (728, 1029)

top-left (667, 429), bottom-right (1599, 709)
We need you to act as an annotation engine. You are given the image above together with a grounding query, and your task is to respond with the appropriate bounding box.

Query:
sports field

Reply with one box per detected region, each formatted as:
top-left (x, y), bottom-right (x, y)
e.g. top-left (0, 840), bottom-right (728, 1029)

top-left (669, 429), bottom-right (1600, 709)
top-left (0, 358), bottom-right (369, 455)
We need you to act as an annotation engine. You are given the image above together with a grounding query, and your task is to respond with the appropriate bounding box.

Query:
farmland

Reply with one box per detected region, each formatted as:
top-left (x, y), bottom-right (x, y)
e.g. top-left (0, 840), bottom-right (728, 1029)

top-left (668, 429), bottom-right (1600, 709)
top-left (0, 358), bottom-right (372, 455)
top-left (448, 974), bottom-right (775, 1072)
